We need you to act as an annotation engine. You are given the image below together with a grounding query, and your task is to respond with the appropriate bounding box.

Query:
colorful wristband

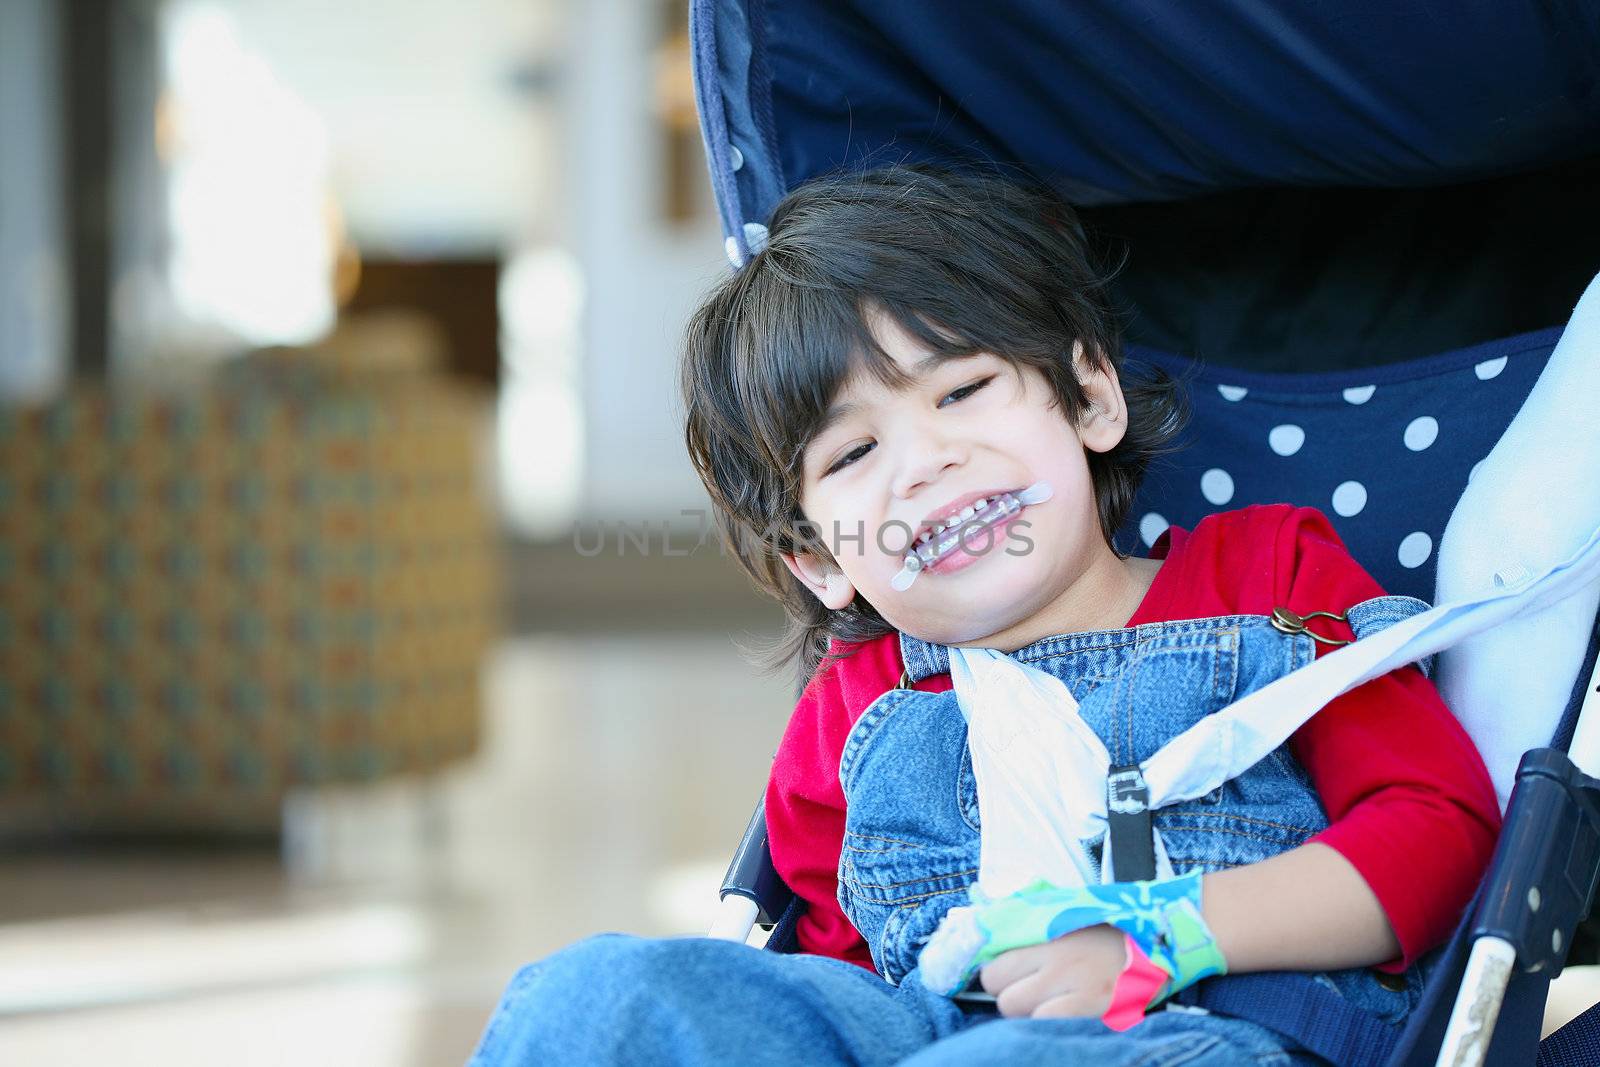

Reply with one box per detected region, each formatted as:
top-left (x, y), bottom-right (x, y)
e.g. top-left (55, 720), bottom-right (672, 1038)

top-left (917, 870), bottom-right (1229, 1016)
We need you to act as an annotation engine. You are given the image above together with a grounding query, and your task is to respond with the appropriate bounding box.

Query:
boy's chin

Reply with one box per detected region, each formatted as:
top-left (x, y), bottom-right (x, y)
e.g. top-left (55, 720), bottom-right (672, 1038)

top-left (889, 606), bottom-right (1034, 649)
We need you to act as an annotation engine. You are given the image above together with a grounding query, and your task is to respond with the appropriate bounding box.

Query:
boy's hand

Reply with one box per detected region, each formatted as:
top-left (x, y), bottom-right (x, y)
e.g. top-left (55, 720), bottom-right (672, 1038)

top-left (978, 923), bottom-right (1128, 1018)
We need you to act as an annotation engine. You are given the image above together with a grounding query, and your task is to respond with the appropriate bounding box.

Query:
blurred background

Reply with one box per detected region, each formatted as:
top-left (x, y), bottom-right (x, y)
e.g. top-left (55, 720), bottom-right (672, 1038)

top-left (0, 1), bottom-right (796, 1063)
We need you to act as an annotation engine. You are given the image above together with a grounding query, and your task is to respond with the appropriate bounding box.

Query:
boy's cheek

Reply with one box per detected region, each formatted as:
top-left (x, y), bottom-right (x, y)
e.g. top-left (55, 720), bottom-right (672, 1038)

top-left (828, 521), bottom-right (867, 559)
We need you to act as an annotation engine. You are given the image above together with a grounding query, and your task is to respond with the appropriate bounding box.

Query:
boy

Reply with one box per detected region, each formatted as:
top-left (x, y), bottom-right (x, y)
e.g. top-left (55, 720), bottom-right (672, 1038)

top-left (470, 165), bottom-right (1500, 1065)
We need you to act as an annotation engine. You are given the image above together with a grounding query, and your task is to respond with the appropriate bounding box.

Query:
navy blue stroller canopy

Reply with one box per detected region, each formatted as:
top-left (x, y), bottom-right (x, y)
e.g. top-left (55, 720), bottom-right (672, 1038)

top-left (697, 0), bottom-right (1600, 370)
top-left (692, 4), bottom-right (1600, 1066)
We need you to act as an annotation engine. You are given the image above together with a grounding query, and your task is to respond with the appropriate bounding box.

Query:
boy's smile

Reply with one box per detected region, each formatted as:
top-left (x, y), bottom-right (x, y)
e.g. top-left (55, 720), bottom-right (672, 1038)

top-left (782, 311), bottom-right (1161, 651)
top-left (897, 483), bottom-right (1051, 586)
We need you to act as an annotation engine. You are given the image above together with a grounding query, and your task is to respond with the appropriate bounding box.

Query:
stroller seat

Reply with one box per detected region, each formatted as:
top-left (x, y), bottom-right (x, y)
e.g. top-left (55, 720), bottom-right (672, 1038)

top-left (689, 3), bottom-right (1600, 1063)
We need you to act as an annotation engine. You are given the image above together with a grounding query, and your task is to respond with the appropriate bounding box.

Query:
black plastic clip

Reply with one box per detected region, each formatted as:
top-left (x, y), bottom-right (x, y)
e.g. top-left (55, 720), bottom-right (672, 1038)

top-left (1107, 764), bottom-right (1157, 882)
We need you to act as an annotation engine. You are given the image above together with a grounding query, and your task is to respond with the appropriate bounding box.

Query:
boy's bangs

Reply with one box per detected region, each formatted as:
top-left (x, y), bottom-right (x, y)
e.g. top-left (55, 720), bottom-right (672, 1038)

top-left (737, 286), bottom-right (862, 487)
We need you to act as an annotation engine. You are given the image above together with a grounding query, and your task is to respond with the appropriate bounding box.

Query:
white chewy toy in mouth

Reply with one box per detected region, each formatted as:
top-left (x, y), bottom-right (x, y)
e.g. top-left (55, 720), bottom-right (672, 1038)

top-left (890, 481), bottom-right (1053, 591)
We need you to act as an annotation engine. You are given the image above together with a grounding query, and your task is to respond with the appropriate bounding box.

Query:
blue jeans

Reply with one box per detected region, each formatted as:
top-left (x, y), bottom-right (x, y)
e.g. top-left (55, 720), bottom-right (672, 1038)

top-left (468, 933), bottom-right (1317, 1066)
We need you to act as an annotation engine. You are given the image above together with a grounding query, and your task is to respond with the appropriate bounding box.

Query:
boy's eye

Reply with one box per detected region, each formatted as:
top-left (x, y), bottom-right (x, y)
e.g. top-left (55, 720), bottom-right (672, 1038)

top-left (826, 442), bottom-right (874, 476)
top-left (821, 377), bottom-right (995, 477)
top-left (939, 376), bottom-right (994, 407)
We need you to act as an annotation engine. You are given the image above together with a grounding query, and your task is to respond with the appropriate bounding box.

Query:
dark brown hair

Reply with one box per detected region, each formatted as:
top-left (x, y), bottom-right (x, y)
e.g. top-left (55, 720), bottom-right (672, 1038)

top-left (681, 164), bottom-right (1187, 688)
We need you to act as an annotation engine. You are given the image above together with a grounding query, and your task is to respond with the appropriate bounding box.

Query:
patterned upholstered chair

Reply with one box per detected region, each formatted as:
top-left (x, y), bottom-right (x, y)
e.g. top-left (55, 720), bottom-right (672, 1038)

top-left (0, 328), bottom-right (497, 831)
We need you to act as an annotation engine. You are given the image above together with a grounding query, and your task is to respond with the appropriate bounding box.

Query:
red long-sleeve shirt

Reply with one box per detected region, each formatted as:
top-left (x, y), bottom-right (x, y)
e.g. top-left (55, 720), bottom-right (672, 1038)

top-left (765, 503), bottom-right (1502, 974)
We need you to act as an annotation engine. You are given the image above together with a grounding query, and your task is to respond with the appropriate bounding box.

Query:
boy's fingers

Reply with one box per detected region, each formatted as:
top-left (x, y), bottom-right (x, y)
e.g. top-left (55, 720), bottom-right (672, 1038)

top-left (1030, 992), bottom-right (1100, 1019)
top-left (993, 969), bottom-right (1048, 1017)
top-left (978, 943), bottom-right (1047, 994)
top-left (994, 969), bottom-right (1098, 1019)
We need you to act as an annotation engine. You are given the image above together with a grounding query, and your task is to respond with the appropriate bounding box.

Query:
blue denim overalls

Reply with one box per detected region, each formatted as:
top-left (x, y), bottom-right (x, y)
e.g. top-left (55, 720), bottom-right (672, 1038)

top-left (837, 601), bottom-right (1436, 1035)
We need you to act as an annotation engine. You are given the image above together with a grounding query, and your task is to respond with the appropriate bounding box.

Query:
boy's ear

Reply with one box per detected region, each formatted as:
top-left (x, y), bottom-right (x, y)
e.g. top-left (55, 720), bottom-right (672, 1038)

top-left (1072, 340), bottom-right (1129, 454)
top-left (781, 551), bottom-right (858, 610)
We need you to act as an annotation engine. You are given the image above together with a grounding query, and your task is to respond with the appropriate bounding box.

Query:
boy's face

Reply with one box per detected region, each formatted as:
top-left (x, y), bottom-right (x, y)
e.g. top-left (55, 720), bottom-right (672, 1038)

top-left (782, 311), bottom-right (1133, 649)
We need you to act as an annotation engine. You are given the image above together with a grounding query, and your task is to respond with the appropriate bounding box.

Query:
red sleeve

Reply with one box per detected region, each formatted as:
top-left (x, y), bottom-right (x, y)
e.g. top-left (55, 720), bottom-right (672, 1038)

top-left (764, 636), bottom-right (903, 970)
top-left (1265, 506), bottom-right (1503, 970)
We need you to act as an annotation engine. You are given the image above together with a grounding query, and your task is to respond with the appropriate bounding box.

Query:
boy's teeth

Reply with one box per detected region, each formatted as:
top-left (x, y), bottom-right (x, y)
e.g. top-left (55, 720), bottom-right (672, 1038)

top-left (908, 489), bottom-right (1033, 572)
top-left (891, 484), bottom-right (1052, 588)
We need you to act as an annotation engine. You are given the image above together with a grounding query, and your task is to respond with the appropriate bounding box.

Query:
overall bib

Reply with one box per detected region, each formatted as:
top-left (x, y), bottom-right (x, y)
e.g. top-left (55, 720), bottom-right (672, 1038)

top-left (838, 603), bottom-right (1435, 1029)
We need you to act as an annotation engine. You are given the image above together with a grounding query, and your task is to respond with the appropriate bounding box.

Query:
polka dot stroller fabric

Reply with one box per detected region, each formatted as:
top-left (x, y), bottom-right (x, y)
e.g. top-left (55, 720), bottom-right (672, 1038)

top-left (1116, 326), bottom-right (1562, 604)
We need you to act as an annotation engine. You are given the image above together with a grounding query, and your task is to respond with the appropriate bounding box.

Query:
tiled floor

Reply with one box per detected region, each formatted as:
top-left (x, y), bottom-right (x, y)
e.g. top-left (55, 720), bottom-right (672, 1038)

top-left (0, 632), bottom-right (797, 1066)
top-left (1, 628), bottom-right (1597, 1065)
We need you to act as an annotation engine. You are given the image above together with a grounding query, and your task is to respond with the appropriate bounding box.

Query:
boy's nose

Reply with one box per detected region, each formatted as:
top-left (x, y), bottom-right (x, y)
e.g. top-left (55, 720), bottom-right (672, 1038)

top-left (890, 438), bottom-right (966, 500)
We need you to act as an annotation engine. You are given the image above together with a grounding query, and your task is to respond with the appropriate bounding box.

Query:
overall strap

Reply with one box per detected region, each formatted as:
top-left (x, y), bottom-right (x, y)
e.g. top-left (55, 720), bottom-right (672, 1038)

top-left (1345, 595), bottom-right (1437, 678)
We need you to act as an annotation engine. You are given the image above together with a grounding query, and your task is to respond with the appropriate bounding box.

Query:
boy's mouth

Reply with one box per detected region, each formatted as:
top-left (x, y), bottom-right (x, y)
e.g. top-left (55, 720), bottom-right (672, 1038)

top-left (890, 482), bottom-right (1053, 591)
top-left (912, 492), bottom-right (1025, 566)
top-left (913, 488), bottom-right (1020, 544)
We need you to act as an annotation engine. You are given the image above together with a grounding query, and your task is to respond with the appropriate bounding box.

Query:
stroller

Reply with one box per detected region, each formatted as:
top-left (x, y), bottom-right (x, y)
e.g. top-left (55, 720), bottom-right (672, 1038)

top-left (689, 3), bottom-right (1600, 1066)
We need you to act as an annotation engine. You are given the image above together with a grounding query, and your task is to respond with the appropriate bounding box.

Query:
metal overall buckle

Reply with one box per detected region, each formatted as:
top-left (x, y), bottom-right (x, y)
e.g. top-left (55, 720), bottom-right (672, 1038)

top-left (1269, 606), bottom-right (1352, 646)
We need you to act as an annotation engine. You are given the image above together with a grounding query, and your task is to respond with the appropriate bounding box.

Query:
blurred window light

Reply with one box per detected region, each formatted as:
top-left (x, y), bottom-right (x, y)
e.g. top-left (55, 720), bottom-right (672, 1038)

top-left (160, 4), bottom-right (336, 347)
top-left (501, 247), bottom-right (581, 378)
top-left (498, 247), bottom-right (585, 539)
